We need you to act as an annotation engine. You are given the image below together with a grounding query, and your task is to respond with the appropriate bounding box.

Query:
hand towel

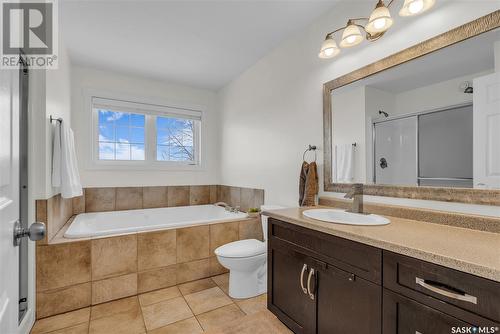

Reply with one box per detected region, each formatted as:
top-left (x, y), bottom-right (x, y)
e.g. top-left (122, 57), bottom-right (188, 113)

top-left (334, 144), bottom-right (354, 183)
top-left (299, 161), bottom-right (318, 206)
top-left (52, 121), bottom-right (83, 198)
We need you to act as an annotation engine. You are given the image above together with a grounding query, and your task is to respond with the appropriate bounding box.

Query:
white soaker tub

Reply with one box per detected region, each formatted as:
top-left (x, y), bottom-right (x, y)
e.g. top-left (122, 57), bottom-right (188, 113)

top-left (64, 204), bottom-right (248, 239)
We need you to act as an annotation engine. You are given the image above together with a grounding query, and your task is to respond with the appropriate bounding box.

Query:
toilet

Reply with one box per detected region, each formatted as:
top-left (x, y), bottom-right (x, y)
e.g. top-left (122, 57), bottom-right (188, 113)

top-left (214, 205), bottom-right (283, 299)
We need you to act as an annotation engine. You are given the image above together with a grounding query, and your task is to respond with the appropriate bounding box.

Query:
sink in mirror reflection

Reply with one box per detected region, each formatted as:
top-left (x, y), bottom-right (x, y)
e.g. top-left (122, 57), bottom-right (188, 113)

top-left (302, 209), bottom-right (390, 226)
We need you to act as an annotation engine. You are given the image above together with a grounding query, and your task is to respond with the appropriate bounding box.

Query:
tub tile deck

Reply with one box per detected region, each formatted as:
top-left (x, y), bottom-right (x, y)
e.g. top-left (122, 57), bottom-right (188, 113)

top-left (31, 274), bottom-right (291, 334)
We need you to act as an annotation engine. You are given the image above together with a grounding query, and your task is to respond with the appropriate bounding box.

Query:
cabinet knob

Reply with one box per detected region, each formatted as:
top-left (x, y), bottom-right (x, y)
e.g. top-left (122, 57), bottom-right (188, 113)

top-left (348, 273), bottom-right (356, 282)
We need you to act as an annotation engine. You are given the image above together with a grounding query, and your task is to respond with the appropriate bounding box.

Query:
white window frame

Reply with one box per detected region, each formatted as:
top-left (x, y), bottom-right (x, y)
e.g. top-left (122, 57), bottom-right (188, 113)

top-left (84, 89), bottom-right (205, 171)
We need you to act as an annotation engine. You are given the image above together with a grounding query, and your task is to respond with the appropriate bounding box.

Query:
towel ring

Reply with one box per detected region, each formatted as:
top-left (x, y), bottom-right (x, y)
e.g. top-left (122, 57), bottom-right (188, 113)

top-left (302, 145), bottom-right (317, 162)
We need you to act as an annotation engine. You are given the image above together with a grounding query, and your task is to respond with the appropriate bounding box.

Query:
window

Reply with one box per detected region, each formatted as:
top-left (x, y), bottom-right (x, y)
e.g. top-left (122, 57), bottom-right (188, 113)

top-left (92, 97), bottom-right (201, 167)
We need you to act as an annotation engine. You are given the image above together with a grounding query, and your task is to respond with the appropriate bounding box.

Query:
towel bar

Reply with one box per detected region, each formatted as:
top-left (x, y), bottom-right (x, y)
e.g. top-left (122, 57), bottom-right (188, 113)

top-left (49, 115), bottom-right (62, 123)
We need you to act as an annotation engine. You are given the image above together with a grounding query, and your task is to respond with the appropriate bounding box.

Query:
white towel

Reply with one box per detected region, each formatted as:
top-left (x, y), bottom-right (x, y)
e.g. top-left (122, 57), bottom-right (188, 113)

top-left (52, 121), bottom-right (83, 198)
top-left (333, 144), bottom-right (354, 183)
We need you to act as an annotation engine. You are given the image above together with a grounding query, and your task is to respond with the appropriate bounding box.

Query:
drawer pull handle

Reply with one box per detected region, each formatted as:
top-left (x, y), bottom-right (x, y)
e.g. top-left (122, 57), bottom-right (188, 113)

top-left (307, 268), bottom-right (315, 300)
top-left (300, 264), bottom-right (308, 294)
top-left (415, 277), bottom-right (477, 304)
top-left (416, 331), bottom-right (423, 334)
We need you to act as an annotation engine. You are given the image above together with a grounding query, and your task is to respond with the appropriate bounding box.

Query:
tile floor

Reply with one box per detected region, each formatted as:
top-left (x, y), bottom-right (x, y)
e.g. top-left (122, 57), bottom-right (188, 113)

top-left (31, 274), bottom-right (292, 334)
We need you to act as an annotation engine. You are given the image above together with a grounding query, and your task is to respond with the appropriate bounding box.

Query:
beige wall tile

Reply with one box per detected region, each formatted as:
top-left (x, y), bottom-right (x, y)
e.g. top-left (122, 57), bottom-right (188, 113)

top-left (229, 186), bottom-right (241, 208)
top-left (47, 194), bottom-right (74, 242)
top-left (189, 185), bottom-right (210, 205)
top-left (147, 317), bottom-right (203, 334)
top-left (31, 307), bottom-right (90, 334)
top-left (36, 200), bottom-right (48, 245)
top-left (138, 230), bottom-right (176, 271)
top-left (254, 189), bottom-right (265, 208)
top-left (91, 235), bottom-right (137, 280)
top-left (36, 283), bottom-right (91, 319)
top-left (183, 286), bottom-right (233, 315)
top-left (176, 258), bottom-right (210, 284)
top-left (142, 297), bottom-right (193, 331)
top-left (138, 286), bottom-right (181, 306)
top-left (85, 188), bottom-right (115, 212)
top-left (209, 185), bottom-right (218, 203)
top-left (115, 187), bottom-right (143, 211)
top-left (92, 273), bottom-right (138, 305)
top-left (238, 218), bottom-right (263, 241)
top-left (167, 186), bottom-right (190, 207)
top-left (37, 241), bottom-right (91, 292)
top-left (217, 185), bottom-right (230, 205)
top-left (177, 226), bottom-right (209, 263)
top-left (196, 304), bottom-right (245, 331)
top-left (240, 188), bottom-right (254, 212)
top-left (209, 256), bottom-right (228, 276)
top-left (209, 222), bottom-right (239, 253)
top-left (138, 265), bottom-right (177, 294)
top-left (72, 190), bottom-right (85, 215)
top-left (143, 186), bottom-right (168, 208)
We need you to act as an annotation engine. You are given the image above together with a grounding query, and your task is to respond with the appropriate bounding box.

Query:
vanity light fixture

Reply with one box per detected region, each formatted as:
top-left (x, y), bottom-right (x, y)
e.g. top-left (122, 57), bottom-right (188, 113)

top-left (318, 0), bottom-right (436, 59)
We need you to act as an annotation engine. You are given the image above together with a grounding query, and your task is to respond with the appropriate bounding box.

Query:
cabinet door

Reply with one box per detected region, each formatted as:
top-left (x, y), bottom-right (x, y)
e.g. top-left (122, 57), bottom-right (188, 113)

top-left (316, 264), bottom-right (381, 334)
top-left (268, 245), bottom-right (316, 334)
top-left (383, 289), bottom-right (478, 334)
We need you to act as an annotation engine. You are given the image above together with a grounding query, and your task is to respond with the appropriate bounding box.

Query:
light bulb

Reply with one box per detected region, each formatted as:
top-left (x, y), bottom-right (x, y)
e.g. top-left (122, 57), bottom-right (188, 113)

top-left (318, 36), bottom-right (340, 59)
top-left (365, 1), bottom-right (393, 35)
top-left (373, 18), bottom-right (386, 30)
top-left (323, 48), bottom-right (334, 56)
top-left (346, 35), bottom-right (357, 44)
top-left (339, 23), bottom-right (363, 48)
top-left (409, 0), bottom-right (424, 14)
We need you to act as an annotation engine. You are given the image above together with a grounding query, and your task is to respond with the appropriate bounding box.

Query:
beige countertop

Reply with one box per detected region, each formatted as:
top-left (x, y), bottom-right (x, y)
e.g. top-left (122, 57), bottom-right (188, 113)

top-left (263, 207), bottom-right (500, 282)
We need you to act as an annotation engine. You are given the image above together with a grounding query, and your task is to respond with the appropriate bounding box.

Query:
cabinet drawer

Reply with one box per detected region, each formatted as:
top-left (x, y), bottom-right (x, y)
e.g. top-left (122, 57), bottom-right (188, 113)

top-left (269, 218), bottom-right (382, 283)
top-left (384, 251), bottom-right (500, 322)
top-left (383, 289), bottom-right (499, 334)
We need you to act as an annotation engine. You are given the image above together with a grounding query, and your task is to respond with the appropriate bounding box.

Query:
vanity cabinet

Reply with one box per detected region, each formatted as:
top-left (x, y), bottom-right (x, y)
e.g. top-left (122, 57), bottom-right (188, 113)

top-left (267, 218), bottom-right (382, 334)
top-left (267, 218), bottom-right (500, 334)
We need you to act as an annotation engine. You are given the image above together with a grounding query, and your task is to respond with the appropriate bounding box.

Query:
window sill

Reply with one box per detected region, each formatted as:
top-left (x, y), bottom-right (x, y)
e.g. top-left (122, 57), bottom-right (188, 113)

top-left (86, 161), bottom-right (205, 172)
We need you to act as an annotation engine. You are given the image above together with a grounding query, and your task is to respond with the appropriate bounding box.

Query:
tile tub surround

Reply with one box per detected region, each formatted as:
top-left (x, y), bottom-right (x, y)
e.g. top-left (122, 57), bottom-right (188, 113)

top-left (35, 185), bottom-right (264, 245)
top-left (31, 274), bottom-right (291, 334)
top-left (319, 196), bottom-right (500, 233)
top-left (35, 218), bottom-right (264, 319)
top-left (263, 207), bottom-right (500, 282)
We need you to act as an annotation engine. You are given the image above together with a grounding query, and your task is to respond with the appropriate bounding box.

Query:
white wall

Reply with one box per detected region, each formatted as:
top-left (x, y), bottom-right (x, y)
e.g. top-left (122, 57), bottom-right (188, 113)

top-left (71, 66), bottom-right (219, 187)
top-left (32, 43), bottom-right (72, 199)
top-left (217, 1), bottom-right (500, 206)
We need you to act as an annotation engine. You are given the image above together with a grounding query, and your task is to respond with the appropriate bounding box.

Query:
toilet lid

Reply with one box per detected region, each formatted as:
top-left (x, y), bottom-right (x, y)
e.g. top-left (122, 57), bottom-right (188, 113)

top-left (214, 239), bottom-right (266, 258)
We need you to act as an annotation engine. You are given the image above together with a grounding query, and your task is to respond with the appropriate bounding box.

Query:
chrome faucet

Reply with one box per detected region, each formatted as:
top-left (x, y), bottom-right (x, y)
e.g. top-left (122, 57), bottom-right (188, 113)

top-left (214, 202), bottom-right (240, 213)
top-left (344, 183), bottom-right (364, 214)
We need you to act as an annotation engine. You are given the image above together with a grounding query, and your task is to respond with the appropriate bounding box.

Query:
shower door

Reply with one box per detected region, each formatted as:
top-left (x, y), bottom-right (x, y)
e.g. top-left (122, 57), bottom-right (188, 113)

top-left (374, 117), bottom-right (418, 185)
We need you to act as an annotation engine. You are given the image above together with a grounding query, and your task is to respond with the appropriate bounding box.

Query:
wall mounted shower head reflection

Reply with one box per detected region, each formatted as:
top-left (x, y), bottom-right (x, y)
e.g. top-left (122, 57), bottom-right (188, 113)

top-left (379, 110), bottom-right (389, 117)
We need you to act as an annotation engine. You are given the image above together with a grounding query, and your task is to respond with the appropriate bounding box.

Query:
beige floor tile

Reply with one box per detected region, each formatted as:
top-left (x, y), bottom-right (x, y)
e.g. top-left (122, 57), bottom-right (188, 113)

top-left (138, 286), bottom-right (181, 306)
top-left (141, 296), bottom-right (193, 330)
top-left (178, 278), bottom-right (216, 296)
top-left (184, 287), bottom-right (233, 315)
top-left (48, 322), bottom-right (89, 334)
top-left (90, 296), bottom-right (139, 321)
top-left (203, 310), bottom-right (292, 334)
top-left (31, 308), bottom-right (90, 334)
top-left (88, 306), bottom-right (145, 334)
top-left (146, 317), bottom-right (203, 334)
top-left (234, 294), bottom-right (267, 315)
top-left (210, 274), bottom-right (229, 295)
top-left (196, 304), bottom-right (245, 331)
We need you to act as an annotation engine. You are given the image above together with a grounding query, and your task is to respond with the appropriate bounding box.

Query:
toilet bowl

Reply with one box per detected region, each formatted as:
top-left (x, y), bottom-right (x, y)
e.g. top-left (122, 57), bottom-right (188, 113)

top-left (214, 205), bottom-right (283, 299)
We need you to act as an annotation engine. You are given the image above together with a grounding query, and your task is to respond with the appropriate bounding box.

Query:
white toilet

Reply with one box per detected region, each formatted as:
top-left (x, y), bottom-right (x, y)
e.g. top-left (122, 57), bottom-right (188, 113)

top-left (214, 205), bottom-right (283, 299)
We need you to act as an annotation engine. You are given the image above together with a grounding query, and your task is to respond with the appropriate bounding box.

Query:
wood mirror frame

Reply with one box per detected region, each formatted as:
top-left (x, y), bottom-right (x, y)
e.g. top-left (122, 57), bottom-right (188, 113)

top-left (323, 11), bottom-right (500, 206)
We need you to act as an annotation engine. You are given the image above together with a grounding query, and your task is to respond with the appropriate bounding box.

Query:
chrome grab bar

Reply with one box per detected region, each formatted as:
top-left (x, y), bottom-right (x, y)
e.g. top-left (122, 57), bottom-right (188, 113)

top-left (415, 277), bottom-right (477, 304)
top-left (307, 268), bottom-right (315, 300)
top-left (300, 264), bottom-right (308, 294)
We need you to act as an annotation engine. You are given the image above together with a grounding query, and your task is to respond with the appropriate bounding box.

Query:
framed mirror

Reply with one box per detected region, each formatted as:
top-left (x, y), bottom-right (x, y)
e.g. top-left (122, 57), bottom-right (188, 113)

top-left (323, 11), bottom-right (500, 205)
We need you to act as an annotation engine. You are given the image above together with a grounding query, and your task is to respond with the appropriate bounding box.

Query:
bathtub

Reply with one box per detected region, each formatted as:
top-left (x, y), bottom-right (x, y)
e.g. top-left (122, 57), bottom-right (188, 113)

top-left (64, 204), bottom-right (248, 238)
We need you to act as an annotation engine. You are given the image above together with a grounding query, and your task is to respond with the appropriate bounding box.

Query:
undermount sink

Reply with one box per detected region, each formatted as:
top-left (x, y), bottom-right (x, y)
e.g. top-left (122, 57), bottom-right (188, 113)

top-left (302, 209), bottom-right (390, 226)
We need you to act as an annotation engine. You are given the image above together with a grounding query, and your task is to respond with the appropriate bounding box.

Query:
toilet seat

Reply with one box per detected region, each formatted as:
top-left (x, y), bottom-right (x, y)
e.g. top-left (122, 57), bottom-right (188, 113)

top-left (214, 239), bottom-right (266, 258)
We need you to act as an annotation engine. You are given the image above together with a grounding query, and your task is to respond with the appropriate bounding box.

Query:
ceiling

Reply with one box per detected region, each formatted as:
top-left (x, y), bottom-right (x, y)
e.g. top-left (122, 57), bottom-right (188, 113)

top-left (60, 0), bottom-right (338, 90)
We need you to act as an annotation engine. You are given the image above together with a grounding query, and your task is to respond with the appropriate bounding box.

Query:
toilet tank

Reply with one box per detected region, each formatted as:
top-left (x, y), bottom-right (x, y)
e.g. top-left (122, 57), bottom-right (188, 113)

top-left (260, 205), bottom-right (284, 241)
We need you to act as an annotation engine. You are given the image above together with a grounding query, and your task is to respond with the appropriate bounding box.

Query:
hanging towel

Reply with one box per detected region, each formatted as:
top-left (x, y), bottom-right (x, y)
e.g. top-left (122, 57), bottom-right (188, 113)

top-left (333, 144), bottom-right (354, 183)
top-left (299, 161), bottom-right (318, 206)
top-left (52, 121), bottom-right (83, 198)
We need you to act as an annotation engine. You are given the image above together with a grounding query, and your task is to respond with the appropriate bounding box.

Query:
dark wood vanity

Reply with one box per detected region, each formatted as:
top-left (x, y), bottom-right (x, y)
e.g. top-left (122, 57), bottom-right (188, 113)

top-left (267, 218), bottom-right (500, 334)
